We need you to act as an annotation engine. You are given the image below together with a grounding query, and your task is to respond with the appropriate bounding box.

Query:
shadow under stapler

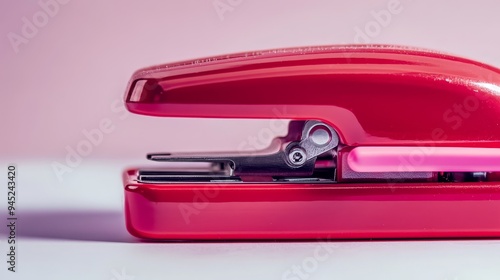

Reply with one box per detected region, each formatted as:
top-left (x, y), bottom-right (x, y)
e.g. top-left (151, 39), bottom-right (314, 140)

top-left (1, 210), bottom-right (137, 243)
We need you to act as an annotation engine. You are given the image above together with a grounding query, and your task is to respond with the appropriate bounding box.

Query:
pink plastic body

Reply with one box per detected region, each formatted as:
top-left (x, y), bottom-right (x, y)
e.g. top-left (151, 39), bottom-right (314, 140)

top-left (125, 45), bottom-right (500, 148)
top-left (124, 170), bottom-right (500, 240)
top-left (123, 45), bottom-right (500, 240)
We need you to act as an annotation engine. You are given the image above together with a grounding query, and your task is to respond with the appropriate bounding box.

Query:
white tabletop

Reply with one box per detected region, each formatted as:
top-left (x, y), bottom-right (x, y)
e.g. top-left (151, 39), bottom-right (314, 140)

top-left (1, 161), bottom-right (500, 280)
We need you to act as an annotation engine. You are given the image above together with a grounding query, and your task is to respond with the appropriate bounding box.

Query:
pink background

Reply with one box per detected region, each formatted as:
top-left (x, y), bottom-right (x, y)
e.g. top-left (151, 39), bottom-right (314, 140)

top-left (2, 0), bottom-right (500, 162)
top-left (3, 2), bottom-right (500, 280)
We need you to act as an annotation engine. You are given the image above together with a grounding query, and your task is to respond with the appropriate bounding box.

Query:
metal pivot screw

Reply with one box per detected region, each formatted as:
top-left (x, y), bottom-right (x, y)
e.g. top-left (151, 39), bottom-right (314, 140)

top-left (309, 125), bottom-right (332, 146)
top-left (288, 147), bottom-right (307, 166)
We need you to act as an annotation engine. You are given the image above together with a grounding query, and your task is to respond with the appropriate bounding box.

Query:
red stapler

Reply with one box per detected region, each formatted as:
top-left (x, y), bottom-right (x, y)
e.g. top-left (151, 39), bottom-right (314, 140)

top-left (123, 45), bottom-right (500, 240)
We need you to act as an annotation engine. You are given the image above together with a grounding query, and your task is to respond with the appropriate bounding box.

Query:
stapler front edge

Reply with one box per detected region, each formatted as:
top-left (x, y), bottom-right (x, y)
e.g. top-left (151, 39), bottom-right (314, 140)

top-left (123, 45), bottom-right (500, 240)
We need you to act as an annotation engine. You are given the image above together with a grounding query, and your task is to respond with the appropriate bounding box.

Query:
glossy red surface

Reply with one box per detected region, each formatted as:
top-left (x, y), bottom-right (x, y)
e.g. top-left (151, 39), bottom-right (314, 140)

top-left (124, 45), bottom-right (500, 240)
top-left (126, 45), bottom-right (500, 146)
top-left (124, 169), bottom-right (500, 240)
